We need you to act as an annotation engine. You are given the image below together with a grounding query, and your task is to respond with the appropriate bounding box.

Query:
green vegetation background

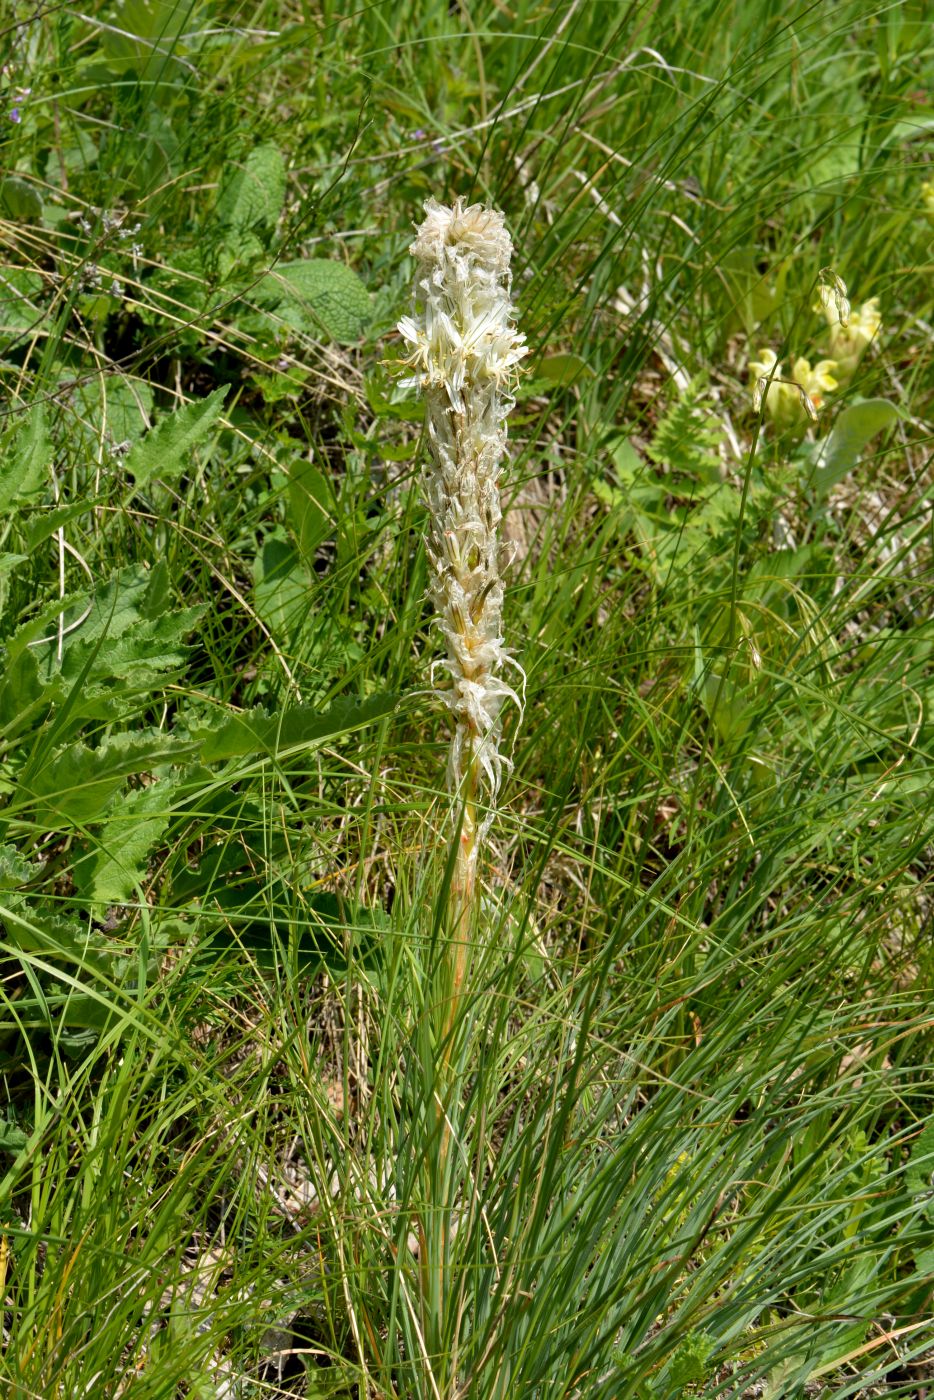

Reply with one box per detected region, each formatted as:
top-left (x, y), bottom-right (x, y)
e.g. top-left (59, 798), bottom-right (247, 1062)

top-left (0, 0), bottom-right (932, 1395)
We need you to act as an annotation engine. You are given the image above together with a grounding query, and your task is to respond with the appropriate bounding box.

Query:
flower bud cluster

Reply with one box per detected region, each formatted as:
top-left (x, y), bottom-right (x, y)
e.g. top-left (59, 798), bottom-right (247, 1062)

top-left (399, 198), bottom-right (527, 809)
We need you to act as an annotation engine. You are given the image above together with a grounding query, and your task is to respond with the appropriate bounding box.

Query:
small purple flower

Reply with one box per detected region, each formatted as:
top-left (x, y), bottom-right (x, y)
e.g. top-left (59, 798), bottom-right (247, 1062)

top-left (413, 128), bottom-right (426, 140)
top-left (9, 108), bottom-right (21, 123)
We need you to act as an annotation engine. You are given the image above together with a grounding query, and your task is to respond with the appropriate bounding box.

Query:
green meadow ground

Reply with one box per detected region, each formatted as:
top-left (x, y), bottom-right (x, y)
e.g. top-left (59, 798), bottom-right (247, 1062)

top-left (0, 1), bottom-right (933, 1395)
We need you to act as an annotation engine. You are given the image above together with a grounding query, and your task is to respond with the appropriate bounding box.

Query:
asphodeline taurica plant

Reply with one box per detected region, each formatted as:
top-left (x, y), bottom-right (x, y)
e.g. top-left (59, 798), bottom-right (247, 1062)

top-left (398, 197), bottom-right (527, 990)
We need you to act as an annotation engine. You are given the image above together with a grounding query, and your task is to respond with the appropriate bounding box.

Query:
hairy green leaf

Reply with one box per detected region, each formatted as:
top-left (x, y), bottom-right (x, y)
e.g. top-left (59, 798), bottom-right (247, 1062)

top-left (813, 398), bottom-right (900, 500)
top-left (215, 143), bottom-right (286, 233)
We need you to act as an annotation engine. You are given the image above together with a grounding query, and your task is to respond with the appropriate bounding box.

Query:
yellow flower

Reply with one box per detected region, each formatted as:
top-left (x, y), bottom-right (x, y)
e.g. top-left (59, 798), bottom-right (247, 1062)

top-left (791, 356), bottom-right (838, 413)
top-left (749, 348), bottom-right (807, 428)
top-left (821, 296), bottom-right (881, 379)
top-left (922, 179), bottom-right (934, 224)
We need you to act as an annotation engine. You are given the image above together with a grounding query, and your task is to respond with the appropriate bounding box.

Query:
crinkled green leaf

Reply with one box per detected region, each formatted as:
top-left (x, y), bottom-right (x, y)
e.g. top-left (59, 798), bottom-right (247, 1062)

top-left (0, 647), bottom-right (54, 736)
top-left (82, 779), bottom-right (177, 905)
top-left (63, 609), bottom-right (202, 690)
top-left (0, 894), bottom-right (152, 1034)
top-left (25, 502), bottom-right (91, 552)
top-left (17, 730), bottom-right (186, 825)
top-left (0, 894), bottom-right (98, 961)
top-left (1, 567), bottom-right (200, 744)
top-left (193, 693), bottom-right (397, 763)
top-left (52, 565), bottom-right (164, 649)
top-left (125, 384), bottom-right (229, 489)
top-left (27, 566), bottom-right (201, 707)
top-left (0, 844), bottom-right (38, 890)
top-left (258, 259), bottom-right (371, 343)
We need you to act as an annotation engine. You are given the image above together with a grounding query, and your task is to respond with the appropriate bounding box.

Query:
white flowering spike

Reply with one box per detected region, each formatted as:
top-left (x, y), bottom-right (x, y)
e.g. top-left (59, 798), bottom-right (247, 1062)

top-left (399, 198), bottom-right (527, 835)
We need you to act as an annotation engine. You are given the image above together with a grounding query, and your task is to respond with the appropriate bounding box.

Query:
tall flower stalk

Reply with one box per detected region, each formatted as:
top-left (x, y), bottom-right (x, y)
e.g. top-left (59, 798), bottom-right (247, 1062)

top-left (399, 197), bottom-right (526, 1030)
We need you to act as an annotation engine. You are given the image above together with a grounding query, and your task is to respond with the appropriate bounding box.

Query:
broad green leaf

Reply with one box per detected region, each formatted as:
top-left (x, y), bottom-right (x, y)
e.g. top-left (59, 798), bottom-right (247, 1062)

top-left (253, 536), bottom-right (310, 637)
top-left (174, 854), bottom-right (386, 974)
top-left (17, 730), bottom-right (185, 825)
top-left (4, 566), bottom-right (200, 737)
top-left (0, 177), bottom-right (43, 222)
top-left (813, 398), bottom-right (900, 501)
top-left (53, 565), bottom-right (165, 649)
top-left (62, 609), bottom-right (202, 690)
top-left (0, 648), bottom-right (53, 735)
top-left (287, 459), bottom-right (335, 561)
top-left (45, 128), bottom-right (98, 186)
top-left (216, 143), bottom-right (286, 233)
top-left (74, 375), bottom-right (154, 447)
top-left (193, 693), bottom-right (397, 763)
top-left (95, 0), bottom-right (189, 83)
top-left (258, 259), bottom-right (371, 343)
top-left (906, 1119), bottom-right (934, 1207)
top-left (607, 435), bottom-right (644, 484)
top-left (26, 502), bottom-right (91, 551)
top-left (29, 564), bottom-right (200, 688)
top-left (537, 353), bottom-right (595, 386)
top-left (0, 895), bottom-right (98, 962)
top-left (0, 404), bottom-right (51, 511)
top-left (0, 1120), bottom-right (28, 1154)
top-left (125, 384), bottom-right (229, 488)
top-left (0, 267), bottom-right (43, 337)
